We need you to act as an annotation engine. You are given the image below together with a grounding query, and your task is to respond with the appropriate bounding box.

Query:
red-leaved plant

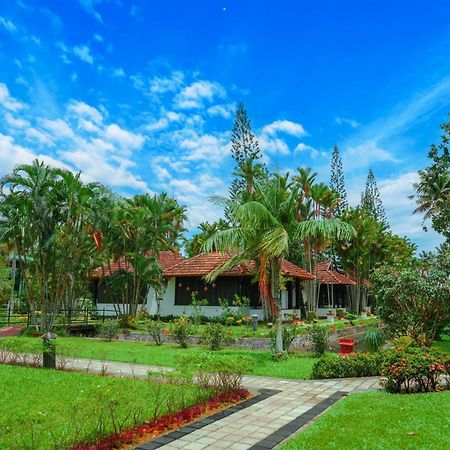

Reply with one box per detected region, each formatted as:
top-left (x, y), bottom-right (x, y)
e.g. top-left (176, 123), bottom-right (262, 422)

top-left (70, 389), bottom-right (249, 450)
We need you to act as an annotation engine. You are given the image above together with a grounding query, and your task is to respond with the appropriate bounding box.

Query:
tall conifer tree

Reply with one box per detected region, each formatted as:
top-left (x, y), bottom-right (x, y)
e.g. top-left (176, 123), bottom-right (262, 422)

top-left (228, 103), bottom-right (266, 203)
top-left (329, 144), bottom-right (348, 215)
top-left (361, 168), bottom-right (389, 226)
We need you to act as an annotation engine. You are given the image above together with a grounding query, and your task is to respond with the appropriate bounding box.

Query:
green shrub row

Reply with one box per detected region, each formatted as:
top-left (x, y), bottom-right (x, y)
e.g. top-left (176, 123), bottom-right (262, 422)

top-left (312, 347), bottom-right (450, 393)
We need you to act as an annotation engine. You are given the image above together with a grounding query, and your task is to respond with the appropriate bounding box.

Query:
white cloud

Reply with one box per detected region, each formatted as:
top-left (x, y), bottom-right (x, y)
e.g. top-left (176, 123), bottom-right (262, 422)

top-left (146, 118), bottom-right (169, 132)
top-left (335, 116), bottom-right (360, 128)
top-left (73, 45), bottom-right (94, 64)
top-left (174, 80), bottom-right (226, 109)
top-left (259, 136), bottom-right (290, 155)
top-left (68, 100), bottom-right (103, 123)
top-left (294, 143), bottom-right (319, 158)
top-left (150, 71), bottom-right (184, 94)
top-left (93, 33), bottom-right (103, 42)
top-left (180, 132), bottom-right (230, 163)
top-left (25, 128), bottom-right (54, 146)
top-left (0, 133), bottom-right (65, 176)
top-left (0, 83), bottom-right (25, 111)
top-left (103, 124), bottom-right (145, 150)
top-left (207, 103), bottom-right (235, 118)
top-left (342, 140), bottom-right (398, 170)
top-left (166, 111), bottom-right (182, 122)
top-left (5, 113), bottom-right (30, 128)
top-left (0, 16), bottom-right (16, 33)
top-left (40, 118), bottom-right (74, 139)
top-left (77, 0), bottom-right (104, 23)
top-left (112, 67), bottom-right (125, 78)
top-left (262, 120), bottom-right (305, 137)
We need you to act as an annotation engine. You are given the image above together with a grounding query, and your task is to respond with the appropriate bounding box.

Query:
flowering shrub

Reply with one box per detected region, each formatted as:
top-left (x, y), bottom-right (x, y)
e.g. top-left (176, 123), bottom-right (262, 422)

top-left (171, 316), bottom-right (192, 348)
top-left (69, 389), bottom-right (249, 450)
top-left (381, 347), bottom-right (449, 393)
top-left (201, 323), bottom-right (233, 350)
top-left (147, 320), bottom-right (166, 346)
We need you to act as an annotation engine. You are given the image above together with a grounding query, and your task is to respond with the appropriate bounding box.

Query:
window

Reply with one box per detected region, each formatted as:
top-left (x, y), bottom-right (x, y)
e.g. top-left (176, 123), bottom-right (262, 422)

top-left (174, 276), bottom-right (260, 307)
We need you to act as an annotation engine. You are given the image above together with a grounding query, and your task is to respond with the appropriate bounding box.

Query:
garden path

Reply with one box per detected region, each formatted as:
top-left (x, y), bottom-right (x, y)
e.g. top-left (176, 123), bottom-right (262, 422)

top-left (0, 325), bottom-right (24, 337)
top-left (2, 353), bottom-right (381, 449)
top-left (59, 356), bottom-right (380, 450)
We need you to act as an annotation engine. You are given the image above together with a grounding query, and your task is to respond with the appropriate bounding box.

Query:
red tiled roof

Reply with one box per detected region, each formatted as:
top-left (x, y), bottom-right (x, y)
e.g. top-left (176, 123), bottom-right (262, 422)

top-left (164, 252), bottom-right (315, 280)
top-left (316, 261), bottom-right (356, 285)
top-left (91, 251), bottom-right (182, 279)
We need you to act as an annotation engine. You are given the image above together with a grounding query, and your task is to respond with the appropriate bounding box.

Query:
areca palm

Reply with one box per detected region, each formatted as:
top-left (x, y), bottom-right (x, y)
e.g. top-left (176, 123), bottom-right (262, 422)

top-left (0, 161), bottom-right (107, 330)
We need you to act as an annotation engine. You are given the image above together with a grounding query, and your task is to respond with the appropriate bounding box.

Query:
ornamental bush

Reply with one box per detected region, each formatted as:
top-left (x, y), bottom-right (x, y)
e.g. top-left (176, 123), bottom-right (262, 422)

top-left (98, 319), bottom-right (120, 341)
top-left (269, 323), bottom-right (298, 353)
top-left (307, 326), bottom-right (330, 356)
top-left (175, 353), bottom-right (255, 392)
top-left (312, 352), bottom-right (383, 379)
top-left (362, 326), bottom-right (385, 352)
top-left (201, 323), bottom-right (233, 350)
top-left (147, 320), bottom-right (168, 346)
top-left (380, 347), bottom-right (449, 393)
top-left (118, 314), bottom-right (139, 330)
top-left (171, 316), bottom-right (192, 348)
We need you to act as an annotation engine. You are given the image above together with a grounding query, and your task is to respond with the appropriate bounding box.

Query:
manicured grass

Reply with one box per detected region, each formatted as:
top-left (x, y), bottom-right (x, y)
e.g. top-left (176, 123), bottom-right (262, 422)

top-left (280, 390), bottom-right (450, 450)
top-left (434, 335), bottom-right (450, 354)
top-left (6, 336), bottom-right (320, 379)
top-left (0, 364), bottom-right (206, 450)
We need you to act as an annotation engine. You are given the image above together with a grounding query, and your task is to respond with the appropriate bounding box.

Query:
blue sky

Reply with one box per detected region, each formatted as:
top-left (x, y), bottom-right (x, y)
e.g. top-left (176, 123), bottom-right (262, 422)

top-left (1, 1), bottom-right (450, 251)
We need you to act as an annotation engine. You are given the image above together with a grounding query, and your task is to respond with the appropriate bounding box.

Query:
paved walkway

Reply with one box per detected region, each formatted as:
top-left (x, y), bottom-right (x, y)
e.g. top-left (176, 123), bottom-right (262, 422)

top-left (0, 325), bottom-right (24, 337)
top-left (138, 376), bottom-right (380, 449)
top-left (2, 353), bottom-right (381, 449)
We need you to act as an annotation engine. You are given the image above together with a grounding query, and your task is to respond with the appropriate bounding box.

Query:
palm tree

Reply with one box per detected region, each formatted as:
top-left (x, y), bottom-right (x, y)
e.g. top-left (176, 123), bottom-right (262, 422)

top-left (203, 174), bottom-right (355, 352)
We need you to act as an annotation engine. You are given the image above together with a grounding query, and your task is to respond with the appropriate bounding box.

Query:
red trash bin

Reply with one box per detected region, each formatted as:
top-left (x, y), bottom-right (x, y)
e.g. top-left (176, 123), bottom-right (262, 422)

top-left (339, 338), bottom-right (355, 356)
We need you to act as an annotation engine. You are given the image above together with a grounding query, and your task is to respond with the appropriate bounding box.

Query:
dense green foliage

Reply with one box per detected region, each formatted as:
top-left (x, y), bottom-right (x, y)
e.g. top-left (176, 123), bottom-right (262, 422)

top-left (306, 326), bottom-right (330, 356)
top-left (373, 261), bottom-right (450, 346)
top-left (280, 390), bottom-right (450, 450)
top-left (0, 364), bottom-right (206, 450)
top-left (312, 352), bottom-right (382, 379)
top-left (0, 161), bottom-right (186, 329)
top-left (411, 117), bottom-right (450, 242)
top-left (381, 347), bottom-right (449, 393)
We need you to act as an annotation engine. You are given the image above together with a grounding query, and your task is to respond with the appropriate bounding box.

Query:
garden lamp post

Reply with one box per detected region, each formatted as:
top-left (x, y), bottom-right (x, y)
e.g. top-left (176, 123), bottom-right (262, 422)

top-left (251, 314), bottom-right (258, 332)
top-left (41, 332), bottom-right (57, 369)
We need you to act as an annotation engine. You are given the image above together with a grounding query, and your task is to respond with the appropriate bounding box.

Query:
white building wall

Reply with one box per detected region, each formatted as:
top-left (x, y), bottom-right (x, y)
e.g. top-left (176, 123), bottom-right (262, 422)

top-left (145, 277), bottom-right (308, 320)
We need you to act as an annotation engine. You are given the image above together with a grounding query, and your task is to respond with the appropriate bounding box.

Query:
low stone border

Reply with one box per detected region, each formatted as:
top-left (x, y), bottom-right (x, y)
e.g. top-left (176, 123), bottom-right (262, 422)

top-left (249, 391), bottom-right (347, 449)
top-left (120, 323), bottom-right (374, 350)
top-left (135, 389), bottom-right (281, 450)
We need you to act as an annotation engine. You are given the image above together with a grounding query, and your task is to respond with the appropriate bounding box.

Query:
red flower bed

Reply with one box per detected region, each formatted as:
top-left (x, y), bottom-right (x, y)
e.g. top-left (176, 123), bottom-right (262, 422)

top-left (70, 389), bottom-right (249, 450)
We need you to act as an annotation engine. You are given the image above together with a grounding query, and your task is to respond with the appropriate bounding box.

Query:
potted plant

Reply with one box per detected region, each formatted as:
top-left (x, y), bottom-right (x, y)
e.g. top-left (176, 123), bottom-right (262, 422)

top-left (361, 307), bottom-right (368, 319)
top-left (326, 308), bottom-right (335, 323)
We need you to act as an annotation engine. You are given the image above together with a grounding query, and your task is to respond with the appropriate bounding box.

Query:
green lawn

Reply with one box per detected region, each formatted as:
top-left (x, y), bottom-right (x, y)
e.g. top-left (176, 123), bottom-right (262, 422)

top-left (434, 335), bottom-right (450, 354)
top-left (280, 390), bottom-right (450, 450)
top-left (4, 336), bottom-right (319, 379)
top-left (0, 364), bottom-right (207, 450)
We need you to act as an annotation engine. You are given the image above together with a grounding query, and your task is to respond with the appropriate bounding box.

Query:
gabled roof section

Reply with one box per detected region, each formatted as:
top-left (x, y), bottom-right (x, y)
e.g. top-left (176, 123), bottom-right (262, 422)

top-left (164, 252), bottom-right (315, 280)
top-left (316, 260), bottom-right (356, 285)
top-left (91, 251), bottom-right (182, 279)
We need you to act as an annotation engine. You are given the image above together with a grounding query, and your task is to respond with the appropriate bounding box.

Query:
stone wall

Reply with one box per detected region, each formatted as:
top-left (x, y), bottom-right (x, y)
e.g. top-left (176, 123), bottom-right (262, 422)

top-left (119, 323), bottom-right (372, 351)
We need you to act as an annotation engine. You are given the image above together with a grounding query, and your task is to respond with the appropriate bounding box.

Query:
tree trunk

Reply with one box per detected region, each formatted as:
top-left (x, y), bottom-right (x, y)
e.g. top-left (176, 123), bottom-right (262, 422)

top-left (7, 255), bottom-right (17, 312)
top-left (271, 258), bottom-right (283, 353)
